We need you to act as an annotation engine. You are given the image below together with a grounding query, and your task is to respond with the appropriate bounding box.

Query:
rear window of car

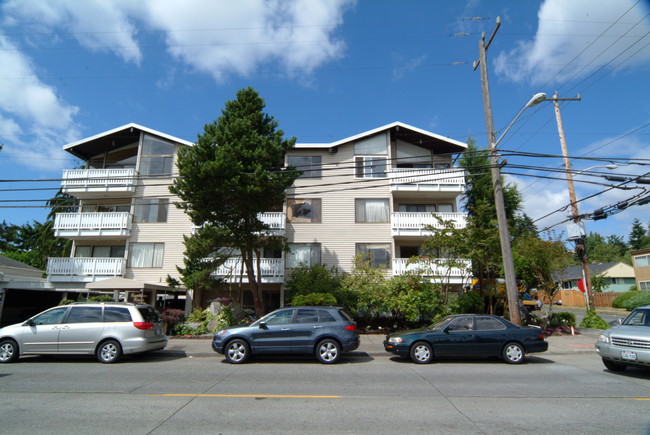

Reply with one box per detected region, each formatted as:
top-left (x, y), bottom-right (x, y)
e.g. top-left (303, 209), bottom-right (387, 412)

top-left (104, 307), bottom-right (132, 322)
top-left (66, 306), bottom-right (103, 324)
top-left (337, 309), bottom-right (354, 323)
top-left (317, 310), bottom-right (336, 323)
top-left (475, 317), bottom-right (506, 331)
top-left (137, 306), bottom-right (163, 323)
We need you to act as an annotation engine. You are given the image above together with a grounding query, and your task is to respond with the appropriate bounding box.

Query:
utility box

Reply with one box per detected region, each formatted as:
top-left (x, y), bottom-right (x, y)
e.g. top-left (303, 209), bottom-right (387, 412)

top-left (566, 222), bottom-right (586, 241)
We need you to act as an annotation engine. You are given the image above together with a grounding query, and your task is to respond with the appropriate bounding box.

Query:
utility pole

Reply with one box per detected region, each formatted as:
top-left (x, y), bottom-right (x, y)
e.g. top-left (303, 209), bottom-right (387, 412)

top-left (546, 92), bottom-right (593, 309)
top-left (473, 17), bottom-right (522, 326)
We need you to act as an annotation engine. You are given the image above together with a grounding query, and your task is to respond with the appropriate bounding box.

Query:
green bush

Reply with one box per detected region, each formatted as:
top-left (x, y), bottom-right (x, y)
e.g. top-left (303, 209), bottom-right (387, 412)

top-left (285, 264), bottom-right (345, 305)
top-left (579, 309), bottom-right (610, 329)
top-left (548, 312), bottom-right (576, 328)
top-left (612, 291), bottom-right (641, 309)
top-left (456, 291), bottom-right (485, 314)
top-left (214, 305), bottom-right (235, 330)
top-left (58, 299), bottom-right (75, 306)
top-left (291, 292), bottom-right (337, 306)
top-left (89, 295), bottom-right (115, 302)
top-left (621, 291), bottom-right (650, 311)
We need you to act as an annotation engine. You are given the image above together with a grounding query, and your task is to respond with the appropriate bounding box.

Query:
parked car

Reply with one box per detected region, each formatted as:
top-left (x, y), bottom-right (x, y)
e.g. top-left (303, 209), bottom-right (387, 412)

top-left (212, 306), bottom-right (359, 364)
top-left (384, 314), bottom-right (548, 364)
top-left (595, 305), bottom-right (650, 372)
top-left (521, 292), bottom-right (542, 311)
top-left (0, 302), bottom-right (167, 364)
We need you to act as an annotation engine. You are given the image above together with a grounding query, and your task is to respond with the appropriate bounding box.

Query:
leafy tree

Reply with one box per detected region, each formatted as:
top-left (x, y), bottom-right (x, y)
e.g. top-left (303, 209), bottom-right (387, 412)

top-left (590, 273), bottom-right (607, 293)
top-left (284, 264), bottom-right (345, 306)
top-left (170, 87), bottom-right (299, 316)
top-left (584, 232), bottom-right (624, 263)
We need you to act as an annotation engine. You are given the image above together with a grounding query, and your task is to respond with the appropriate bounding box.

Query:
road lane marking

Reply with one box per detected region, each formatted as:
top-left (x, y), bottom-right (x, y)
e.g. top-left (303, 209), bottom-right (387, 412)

top-left (149, 394), bottom-right (342, 398)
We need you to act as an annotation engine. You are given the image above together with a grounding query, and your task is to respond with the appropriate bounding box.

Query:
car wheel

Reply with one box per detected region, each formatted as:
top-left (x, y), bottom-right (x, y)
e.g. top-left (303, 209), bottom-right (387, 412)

top-left (410, 341), bottom-right (433, 364)
top-left (225, 339), bottom-right (250, 364)
top-left (316, 339), bottom-right (341, 364)
top-left (502, 342), bottom-right (525, 364)
top-left (602, 358), bottom-right (627, 372)
top-left (97, 339), bottom-right (122, 364)
top-left (0, 339), bottom-right (19, 363)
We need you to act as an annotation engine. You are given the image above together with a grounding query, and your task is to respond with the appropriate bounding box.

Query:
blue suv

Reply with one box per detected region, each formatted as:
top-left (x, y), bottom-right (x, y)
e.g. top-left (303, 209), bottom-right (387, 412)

top-left (212, 306), bottom-right (359, 364)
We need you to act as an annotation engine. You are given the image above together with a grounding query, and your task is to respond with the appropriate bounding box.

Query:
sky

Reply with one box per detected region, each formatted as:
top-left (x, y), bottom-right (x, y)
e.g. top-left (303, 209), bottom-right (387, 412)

top-left (0, 0), bottom-right (649, 243)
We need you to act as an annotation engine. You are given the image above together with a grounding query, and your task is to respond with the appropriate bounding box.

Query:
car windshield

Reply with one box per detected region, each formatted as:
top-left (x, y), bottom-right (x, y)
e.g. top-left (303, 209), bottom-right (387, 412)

top-left (429, 316), bottom-right (453, 330)
top-left (622, 308), bottom-right (650, 326)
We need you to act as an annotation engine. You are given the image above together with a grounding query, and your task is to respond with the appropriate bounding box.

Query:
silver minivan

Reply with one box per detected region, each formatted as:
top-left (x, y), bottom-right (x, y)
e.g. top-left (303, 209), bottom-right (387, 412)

top-left (0, 302), bottom-right (168, 363)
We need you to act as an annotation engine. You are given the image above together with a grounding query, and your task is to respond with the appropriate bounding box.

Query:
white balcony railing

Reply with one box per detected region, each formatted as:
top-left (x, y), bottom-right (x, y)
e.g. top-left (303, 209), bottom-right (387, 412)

top-left (213, 258), bottom-right (284, 283)
top-left (388, 168), bottom-right (465, 191)
top-left (47, 257), bottom-right (125, 282)
top-left (391, 212), bottom-right (468, 236)
top-left (192, 212), bottom-right (286, 235)
top-left (392, 258), bottom-right (471, 282)
top-left (61, 168), bottom-right (137, 197)
top-left (53, 212), bottom-right (132, 238)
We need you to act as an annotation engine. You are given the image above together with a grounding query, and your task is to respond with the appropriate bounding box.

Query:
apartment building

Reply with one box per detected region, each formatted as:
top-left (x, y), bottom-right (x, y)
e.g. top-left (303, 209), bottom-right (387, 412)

top-left (46, 122), bottom-right (470, 312)
top-left (631, 248), bottom-right (650, 290)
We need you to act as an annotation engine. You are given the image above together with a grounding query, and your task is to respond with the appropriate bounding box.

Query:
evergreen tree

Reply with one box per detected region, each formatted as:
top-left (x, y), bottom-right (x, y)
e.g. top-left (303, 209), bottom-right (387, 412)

top-left (628, 218), bottom-right (648, 250)
top-left (171, 88), bottom-right (299, 316)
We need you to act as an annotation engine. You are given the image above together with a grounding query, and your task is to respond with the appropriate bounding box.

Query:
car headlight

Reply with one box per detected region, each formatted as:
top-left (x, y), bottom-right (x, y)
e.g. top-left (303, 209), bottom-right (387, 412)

top-left (388, 337), bottom-right (403, 344)
top-left (598, 334), bottom-right (609, 343)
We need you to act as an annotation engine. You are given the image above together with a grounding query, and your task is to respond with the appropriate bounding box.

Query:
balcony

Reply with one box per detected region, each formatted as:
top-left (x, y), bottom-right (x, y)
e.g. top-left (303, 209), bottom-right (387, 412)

top-left (392, 258), bottom-right (471, 284)
top-left (192, 212), bottom-right (286, 235)
top-left (388, 168), bottom-right (465, 192)
top-left (47, 257), bottom-right (126, 282)
top-left (61, 168), bottom-right (137, 198)
top-left (391, 212), bottom-right (468, 236)
top-left (213, 258), bottom-right (284, 283)
top-left (53, 212), bottom-right (132, 239)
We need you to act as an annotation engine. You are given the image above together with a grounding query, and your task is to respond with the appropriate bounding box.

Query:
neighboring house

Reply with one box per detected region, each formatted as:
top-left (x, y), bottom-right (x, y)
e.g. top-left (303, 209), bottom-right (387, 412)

top-left (0, 255), bottom-right (58, 326)
top-left (554, 262), bottom-right (636, 293)
top-left (46, 122), bottom-right (470, 312)
top-left (631, 248), bottom-right (650, 290)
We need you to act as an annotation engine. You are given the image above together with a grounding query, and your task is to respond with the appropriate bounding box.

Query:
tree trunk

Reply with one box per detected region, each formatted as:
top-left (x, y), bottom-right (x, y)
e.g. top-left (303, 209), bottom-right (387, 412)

top-left (242, 249), bottom-right (264, 317)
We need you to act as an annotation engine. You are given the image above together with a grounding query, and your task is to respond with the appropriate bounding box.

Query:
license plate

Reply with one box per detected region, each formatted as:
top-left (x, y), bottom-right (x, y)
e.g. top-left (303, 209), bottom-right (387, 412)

top-left (155, 329), bottom-right (161, 335)
top-left (621, 351), bottom-right (637, 361)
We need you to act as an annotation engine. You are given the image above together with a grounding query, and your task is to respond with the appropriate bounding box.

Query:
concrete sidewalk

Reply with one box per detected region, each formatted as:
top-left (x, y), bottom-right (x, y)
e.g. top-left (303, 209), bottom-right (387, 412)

top-left (162, 328), bottom-right (601, 359)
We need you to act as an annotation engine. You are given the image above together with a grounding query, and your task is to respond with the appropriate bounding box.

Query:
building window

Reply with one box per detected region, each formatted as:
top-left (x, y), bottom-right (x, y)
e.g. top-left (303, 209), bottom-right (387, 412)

top-left (139, 135), bottom-right (175, 176)
top-left (355, 199), bottom-right (389, 223)
top-left (398, 204), bottom-right (436, 213)
top-left (287, 199), bottom-right (321, 223)
top-left (287, 156), bottom-right (322, 178)
top-left (134, 199), bottom-right (169, 223)
top-left (74, 246), bottom-right (125, 258)
top-left (128, 243), bottom-right (164, 268)
top-left (640, 281), bottom-right (649, 290)
top-left (286, 243), bottom-right (321, 268)
top-left (356, 243), bottom-right (391, 268)
top-left (355, 156), bottom-right (387, 178)
top-left (435, 163), bottom-right (451, 169)
top-left (634, 254), bottom-right (650, 267)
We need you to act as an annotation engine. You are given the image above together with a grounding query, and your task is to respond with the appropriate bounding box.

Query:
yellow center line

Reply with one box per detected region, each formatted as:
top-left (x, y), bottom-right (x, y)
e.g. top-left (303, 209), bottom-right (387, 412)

top-left (148, 394), bottom-right (342, 399)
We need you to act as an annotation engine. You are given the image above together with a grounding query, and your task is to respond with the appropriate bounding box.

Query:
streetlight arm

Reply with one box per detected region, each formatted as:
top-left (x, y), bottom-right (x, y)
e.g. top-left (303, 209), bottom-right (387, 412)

top-left (493, 93), bottom-right (546, 149)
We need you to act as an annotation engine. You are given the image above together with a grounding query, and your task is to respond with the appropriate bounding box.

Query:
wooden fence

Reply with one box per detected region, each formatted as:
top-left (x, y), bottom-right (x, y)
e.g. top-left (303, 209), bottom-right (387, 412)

top-left (545, 290), bottom-right (621, 308)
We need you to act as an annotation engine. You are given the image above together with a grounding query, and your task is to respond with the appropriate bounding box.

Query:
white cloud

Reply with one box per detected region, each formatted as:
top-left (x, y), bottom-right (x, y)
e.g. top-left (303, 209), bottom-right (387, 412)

top-left (494, 0), bottom-right (650, 85)
top-left (392, 54), bottom-right (427, 81)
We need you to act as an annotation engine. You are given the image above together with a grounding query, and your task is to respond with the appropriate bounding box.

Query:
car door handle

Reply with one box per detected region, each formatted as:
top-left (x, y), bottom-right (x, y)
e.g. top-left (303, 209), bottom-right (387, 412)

top-left (313, 326), bottom-right (323, 329)
top-left (281, 328), bottom-right (291, 331)
top-left (60, 326), bottom-right (70, 330)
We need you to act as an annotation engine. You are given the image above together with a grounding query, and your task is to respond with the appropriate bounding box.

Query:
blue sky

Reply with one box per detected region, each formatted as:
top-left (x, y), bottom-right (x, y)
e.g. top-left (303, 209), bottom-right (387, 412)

top-left (1, 0), bottom-right (649, 242)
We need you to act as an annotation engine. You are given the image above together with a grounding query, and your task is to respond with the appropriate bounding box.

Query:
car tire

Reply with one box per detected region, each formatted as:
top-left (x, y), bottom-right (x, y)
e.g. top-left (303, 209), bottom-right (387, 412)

top-left (602, 358), bottom-right (627, 372)
top-left (316, 339), bottom-right (341, 364)
top-left (410, 341), bottom-right (434, 364)
top-left (502, 342), bottom-right (525, 364)
top-left (225, 339), bottom-right (250, 364)
top-left (0, 339), bottom-right (19, 363)
top-left (97, 339), bottom-right (122, 364)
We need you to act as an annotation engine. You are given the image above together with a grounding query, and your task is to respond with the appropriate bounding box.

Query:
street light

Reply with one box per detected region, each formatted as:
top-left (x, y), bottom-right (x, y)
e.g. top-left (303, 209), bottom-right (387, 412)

top-left (489, 92), bottom-right (546, 326)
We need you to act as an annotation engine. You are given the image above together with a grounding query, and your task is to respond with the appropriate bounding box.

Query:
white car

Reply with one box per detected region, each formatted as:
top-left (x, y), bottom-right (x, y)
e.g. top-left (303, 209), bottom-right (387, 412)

top-left (0, 302), bottom-right (167, 364)
top-left (595, 305), bottom-right (650, 371)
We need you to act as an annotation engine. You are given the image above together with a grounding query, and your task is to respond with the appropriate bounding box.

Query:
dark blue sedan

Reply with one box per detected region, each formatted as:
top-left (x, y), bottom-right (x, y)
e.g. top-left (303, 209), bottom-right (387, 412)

top-left (212, 306), bottom-right (359, 364)
top-left (384, 314), bottom-right (548, 364)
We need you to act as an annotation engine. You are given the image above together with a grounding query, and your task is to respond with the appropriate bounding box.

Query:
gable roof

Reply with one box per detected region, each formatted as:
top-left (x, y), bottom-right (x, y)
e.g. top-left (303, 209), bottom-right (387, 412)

top-left (0, 254), bottom-right (43, 273)
top-left (63, 123), bottom-right (194, 160)
top-left (553, 262), bottom-right (633, 281)
top-left (294, 121), bottom-right (467, 154)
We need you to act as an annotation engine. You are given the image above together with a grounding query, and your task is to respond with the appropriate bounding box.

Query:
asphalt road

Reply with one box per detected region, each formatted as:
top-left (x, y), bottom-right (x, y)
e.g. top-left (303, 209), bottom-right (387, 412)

top-left (0, 350), bottom-right (648, 434)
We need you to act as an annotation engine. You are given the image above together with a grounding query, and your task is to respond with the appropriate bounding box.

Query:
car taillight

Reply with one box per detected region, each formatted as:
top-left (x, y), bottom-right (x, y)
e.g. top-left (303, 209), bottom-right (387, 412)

top-left (344, 325), bottom-right (357, 332)
top-left (539, 334), bottom-right (545, 340)
top-left (134, 322), bottom-right (154, 330)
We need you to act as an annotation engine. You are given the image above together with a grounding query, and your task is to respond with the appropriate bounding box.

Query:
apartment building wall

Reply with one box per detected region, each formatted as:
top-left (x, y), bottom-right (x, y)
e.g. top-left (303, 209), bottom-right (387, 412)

top-left (631, 248), bottom-right (650, 290)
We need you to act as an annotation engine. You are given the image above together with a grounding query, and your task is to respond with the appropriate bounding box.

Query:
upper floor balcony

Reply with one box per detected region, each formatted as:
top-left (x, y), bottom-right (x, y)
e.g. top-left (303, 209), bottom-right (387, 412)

top-left (46, 257), bottom-right (126, 282)
top-left (391, 212), bottom-right (468, 236)
top-left (388, 168), bottom-right (465, 193)
top-left (53, 212), bottom-right (132, 239)
top-left (61, 168), bottom-right (137, 199)
top-left (212, 258), bottom-right (284, 283)
top-left (192, 212), bottom-right (286, 236)
top-left (392, 258), bottom-right (471, 284)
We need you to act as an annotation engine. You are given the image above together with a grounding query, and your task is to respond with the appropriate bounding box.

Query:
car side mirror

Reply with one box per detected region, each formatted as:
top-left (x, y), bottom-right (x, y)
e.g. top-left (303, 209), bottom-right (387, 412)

top-left (258, 321), bottom-right (268, 329)
top-left (23, 318), bottom-right (34, 327)
top-left (617, 318), bottom-right (623, 325)
top-left (442, 326), bottom-right (451, 334)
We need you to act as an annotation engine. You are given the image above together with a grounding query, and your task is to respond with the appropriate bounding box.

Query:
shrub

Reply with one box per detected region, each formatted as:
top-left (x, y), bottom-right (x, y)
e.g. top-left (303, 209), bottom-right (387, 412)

top-left (58, 299), bottom-right (75, 306)
top-left (456, 291), bottom-right (484, 314)
top-left (162, 308), bottom-right (185, 331)
top-left (548, 312), bottom-right (576, 328)
top-left (621, 291), bottom-right (650, 311)
top-left (612, 291), bottom-right (641, 309)
top-left (214, 305), bottom-right (235, 330)
top-left (89, 295), bottom-right (114, 302)
top-left (291, 292), bottom-right (337, 306)
top-left (579, 309), bottom-right (610, 329)
top-left (284, 264), bottom-right (345, 305)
